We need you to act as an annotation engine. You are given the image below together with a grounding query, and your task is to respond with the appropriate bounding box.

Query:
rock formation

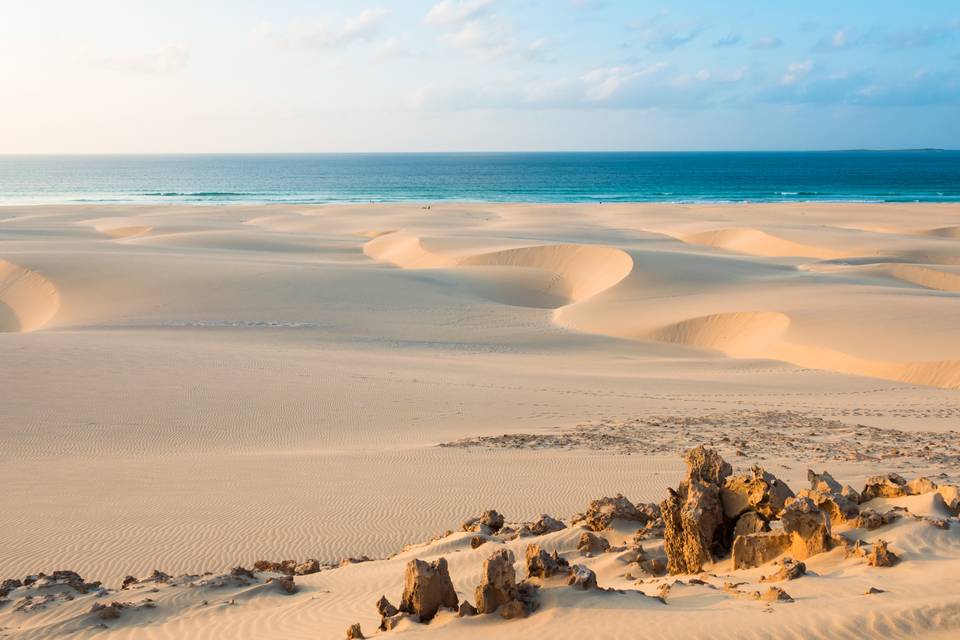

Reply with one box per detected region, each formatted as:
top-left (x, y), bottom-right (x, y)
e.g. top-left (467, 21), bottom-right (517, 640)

top-left (862, 473), bottom-right (909, 501)
top-left (573, 494), bottom-right (650, 531)
top-left (525, 544), bottom-right (570, 579)
top-left (566, 564), bottom-right (597, 590)
top-left (722, 465), bottom-right (795, 520)
top-left (661, 446), bottom-right (732, 574)
top-left (475, 549), bottom-right (519, 614)
top-left (399, 558), bottom-right (459, 622)
top-left (577, 531), bottom-right (610, 555)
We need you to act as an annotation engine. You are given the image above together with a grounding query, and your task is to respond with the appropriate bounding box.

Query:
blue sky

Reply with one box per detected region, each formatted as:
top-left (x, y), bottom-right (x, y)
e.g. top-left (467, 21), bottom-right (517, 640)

top-left (1, 0), bottom-right (958, 152)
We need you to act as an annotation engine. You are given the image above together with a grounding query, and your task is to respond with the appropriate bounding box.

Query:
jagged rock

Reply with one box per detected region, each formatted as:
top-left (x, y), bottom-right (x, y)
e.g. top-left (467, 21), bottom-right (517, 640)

top-left (526, 544), bottom-right (570, 579)
top-left (148, 570), bottom-right (171, 583)
top-left (340, 556), bottom-right (372, 567)
top-left (685, 445), bottom-right (733, 485)
top-left (865, 586), bottom-right (886, 595)
top-left (661, 447), bottom-right (734, 575)
top-left (346, 623), bottom-right (365, 639)
top-left (457, 599), bottom-right (477, 617)
top-left (573, 494), bottom-right (647, 531)
top-left (907, 477), bottom-right (938, 495)
top-left (781, 496), bottom-right (831, 559)
top-left (399, 558), bottom-right (458, 621)
top-left (499, 599), bottom-right (527, 619)
top-left (733, 511), bottom-right (768, 537)
top-left (862, 473), bottom-right (908, 501)
top-left (527, 514), bottom-right (566, 536)
top-left (867, 539), bottom-right (898, 567)
top-left (566, 564), bottom-right (597, 590)
top-left (376, 595), bottom-right (398, 618)
top-left (761, 586), bottom-right (794, 603)
top-left (663, 478), bottom-right (725, 575)
top-left (841, 485), bottom-right (862, 504)
top-left (482, 510), bottom-right (505, 532)
top-left (808, 469), bottom-right (843, 494)
top-left (121, 576), bottom-right (137, 590)
top-left (471, 536), bottom-right (487, 549)
top-left (577, 531), bottom-right (610, 555)
top-left (268, 576), bottom-right (296, 594)
top-left (937, 485), bottom-right (960, 515)
top-left (796, 488), bottom-right (859, 525)
top-left (722, 466), bottom-right (795, 519)
top-left (855, 508), bottom-right (900, 530)
top-left (760, 558), bottom-right (806, 582)
top-left (732, 531), bottom-right (792, 569)
top-left (475, 549), bottom-right (518, 614)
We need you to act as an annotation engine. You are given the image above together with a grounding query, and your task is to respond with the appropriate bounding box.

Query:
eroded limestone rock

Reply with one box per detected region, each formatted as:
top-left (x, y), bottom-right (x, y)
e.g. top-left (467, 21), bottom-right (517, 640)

top-left (399, 558), bottom-right (458, 622)
top-left (566, 564), bottom-right (597, 590)
top-left (525, 544), bottom-right (570, 579)
top-left (862, 474), bottom-right (908, 501)
top-left (722, 466), bottom-right (794, 520)
top-left (475, 549), bottom-right (518, 614)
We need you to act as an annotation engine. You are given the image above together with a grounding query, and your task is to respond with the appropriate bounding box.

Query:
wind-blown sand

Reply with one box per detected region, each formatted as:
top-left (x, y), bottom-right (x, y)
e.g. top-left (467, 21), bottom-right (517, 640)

top-left (1, 202), bottom-right (959, 638)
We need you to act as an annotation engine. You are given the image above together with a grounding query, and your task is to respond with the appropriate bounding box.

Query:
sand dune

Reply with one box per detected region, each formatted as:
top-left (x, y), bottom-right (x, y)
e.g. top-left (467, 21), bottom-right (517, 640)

top-left (673, 227), bottom-right (851, 259)
top-left (365, 231), bottom-right (633, 306)
top-left (0, 259), bottom-right (60, 332)
top-left (1, 202), bottom-right (959, 639)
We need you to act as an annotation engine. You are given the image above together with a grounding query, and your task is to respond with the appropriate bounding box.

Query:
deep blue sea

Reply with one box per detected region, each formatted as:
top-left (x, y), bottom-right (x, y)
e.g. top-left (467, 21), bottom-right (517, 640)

top-left (1, 152), bottom-right (958, 205)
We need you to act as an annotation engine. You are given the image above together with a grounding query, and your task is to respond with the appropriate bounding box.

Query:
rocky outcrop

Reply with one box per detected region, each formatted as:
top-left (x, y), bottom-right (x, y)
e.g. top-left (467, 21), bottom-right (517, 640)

top-left (938, 485), bottom-right (960, 515)
top-left (731, 531), bottom-right (792, 569)
top-left (854, 508), bottom-right (900, 530)
top-left (526, 544), bottom-right (570, 579)
top-left (907, 477), bottom-right (938, 495)
top-left (462, 510), bottom-right (505, 535)
top-left (780, 496), bottom-right (832, 559)
top-left (253, 559), bottom-right (323, 576)
top-left (566, 564), bottom-right (597, 590)
top-left (760, 558), bottom-right (806, 582)
top-left (346, 623), bottom-right (365, 639)
top-left (577, 531), bottom-right (610, 555)
top-left (573, 494), bottom-right (648, 531)
top-left (475, 549), bottom-right (519, 615)
top-left (862, 473), bottom-right (908, 501)
top-left (808, 469), bottom-right (843, 495)
top-left (761, 586), bottom-right (794, 603)
top-left (376, 595), bottom-right (398, 618)
top-left (526, 514), bottom-right (567, 536)
top-left (867, 539), bottom-right (899, 567)
top-left (662, 446), bottom-right (731, 575)
top-left (795, 488), bottom-right (859, 525)
top-left (721, 466), bottom-right (794, 520)
top-left (733, 511), bottom-right (768, 537)
top-left (399, 558), bottom-right (459, 622)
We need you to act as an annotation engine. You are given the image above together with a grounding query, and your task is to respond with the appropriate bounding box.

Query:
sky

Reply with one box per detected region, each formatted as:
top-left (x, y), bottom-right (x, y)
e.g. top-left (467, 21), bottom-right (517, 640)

top-left (1, 0), bottom-right (958, 153)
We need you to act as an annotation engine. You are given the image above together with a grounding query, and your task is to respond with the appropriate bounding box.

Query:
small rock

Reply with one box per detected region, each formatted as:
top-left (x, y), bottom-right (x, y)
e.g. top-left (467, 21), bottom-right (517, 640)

top-left (471, 536), bottom-right (487, 549)
top-left (475, 549), bottom-right (518, 614)
top-left (862, 474), bottom-right (908, 501)
top-left (376, 595), bottom-right (398, 618)
top-left (761, 587), bottom-right (794, 603)
top-left (346, 623), bottom-right (365, 639)
top-left (525, 544), bottom-right (570, 579)
top-left (864, 586), bottom-right (886, 595)
top-left (567, 564), bottom-right (597, 590)
top-left (457, 599), bottom-right (478, 617)
top-left (867, 539), bottom-right (898, 567)
top-left (268, 576), bottom-right (296, 594)
top-left (499, 599), bottom-right (527, 620)
top-left (760, 558), bottom-right (806, 582)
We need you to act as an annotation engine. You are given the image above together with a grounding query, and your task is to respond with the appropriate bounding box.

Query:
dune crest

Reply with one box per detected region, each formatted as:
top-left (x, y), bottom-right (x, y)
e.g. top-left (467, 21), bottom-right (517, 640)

top-left (646, 310), bottom-right (960, 389)
top-left (365, 231), bottom-right (633, 305)
top-left (676, 227), bottom-right (849, 259)
top-left (0, 259), bottom-right (60, 332)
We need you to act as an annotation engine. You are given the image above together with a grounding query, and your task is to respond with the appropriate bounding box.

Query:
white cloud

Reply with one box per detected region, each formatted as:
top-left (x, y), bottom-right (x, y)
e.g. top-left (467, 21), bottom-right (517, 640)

top-left (441, 17), bottom-right (515, 60)
top-left (83, 45), bottom-right (190, 74)
top-left (781, 60), bottom-right (813, 85)
top-left (583, 63), bottom-right (667, 101)
top-left (424, 0), bottom-right (494, 26)
top-left (257, 8), bottom-right (389, 51)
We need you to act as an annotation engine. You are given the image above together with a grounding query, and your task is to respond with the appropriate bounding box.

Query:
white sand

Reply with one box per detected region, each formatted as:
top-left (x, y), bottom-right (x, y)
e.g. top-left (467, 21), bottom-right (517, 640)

top-left (1, 202), bottom-right (959, 638)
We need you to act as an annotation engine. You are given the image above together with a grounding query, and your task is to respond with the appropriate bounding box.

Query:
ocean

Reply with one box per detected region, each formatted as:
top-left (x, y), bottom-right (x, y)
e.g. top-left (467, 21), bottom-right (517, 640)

top-left (1, 151), bottom-right (958, 205)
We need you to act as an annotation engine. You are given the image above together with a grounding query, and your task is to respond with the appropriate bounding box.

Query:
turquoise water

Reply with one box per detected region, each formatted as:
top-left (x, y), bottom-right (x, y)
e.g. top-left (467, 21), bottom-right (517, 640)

top-left (0, 152), bottom-right (958, 205)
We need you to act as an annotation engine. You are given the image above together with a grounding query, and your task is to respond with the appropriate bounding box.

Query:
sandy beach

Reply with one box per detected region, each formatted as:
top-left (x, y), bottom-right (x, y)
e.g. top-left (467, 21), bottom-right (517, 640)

top-left (2, 202), bottom-right (959, 639)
